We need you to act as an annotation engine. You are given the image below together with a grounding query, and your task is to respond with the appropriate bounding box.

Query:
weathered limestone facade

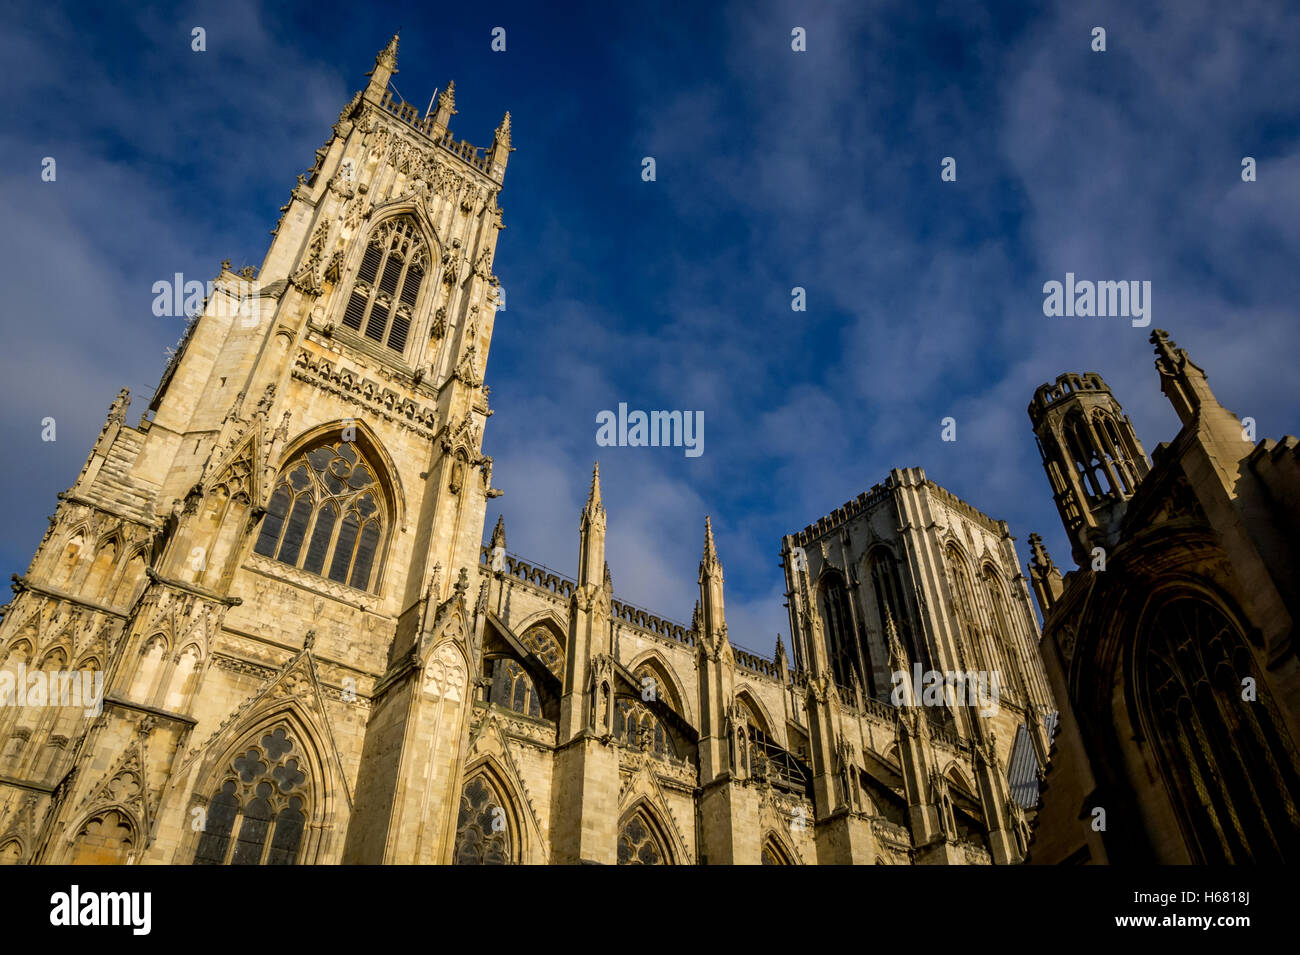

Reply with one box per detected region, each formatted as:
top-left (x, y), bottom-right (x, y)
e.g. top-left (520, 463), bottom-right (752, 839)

top-left (1026, 335), bottom-right (1300, 863)
top-left (0, 38), bottom-right (1056, 865)
top-left (780, 468), bottom-right (1055, 865)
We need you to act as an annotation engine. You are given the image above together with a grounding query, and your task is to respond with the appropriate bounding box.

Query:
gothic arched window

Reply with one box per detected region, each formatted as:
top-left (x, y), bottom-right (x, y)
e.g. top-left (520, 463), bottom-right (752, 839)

top-left (817, 572), bottom-right (859, 693)
top-left (519, 625), bottom-right (564, 680)
top-left (1093, 412), bottom-right (1135, 494)
top-left (632, 662), bottom-right (682, 716)
top-left (614, 697), bottom-right (675, 758)
top-left (868, 548), bottom-right (924, 680)
top-left (84, 539), bottom-right (118, 600)
top-left (1136, 596), bottom-right (1300, 863)
top-left (946, 546), bottom-right (983, 672)
top-left (340, 216), bottom-right (428, 354)
top-left (192, 726), bottom-right (310, 866)
top-left (617, 809), bottom-right (671, 865)
top-left (761, 838), bottom-right (791, 865)
top-left (982, 567), bottom-right (1026, 703)
top-left (489, 659), bottom-right (541, 718)
top-left (68, 810), bottom-right (135, 865)
top-left (1063, 412), bottom-right (1112, 498)
top-left (454, 775), bottom-right (511, 865)
top-left (737, 696), bottom-right (768, 776)
top-left (254, 441), bottom-right (386, 592)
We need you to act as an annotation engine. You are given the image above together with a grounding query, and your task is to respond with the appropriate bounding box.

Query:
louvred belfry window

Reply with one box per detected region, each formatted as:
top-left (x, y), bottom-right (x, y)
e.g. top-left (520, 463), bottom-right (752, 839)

top-left (340, 216), bottom-right (427, 354)
top-left (254, 441), bottom-right (387, 592)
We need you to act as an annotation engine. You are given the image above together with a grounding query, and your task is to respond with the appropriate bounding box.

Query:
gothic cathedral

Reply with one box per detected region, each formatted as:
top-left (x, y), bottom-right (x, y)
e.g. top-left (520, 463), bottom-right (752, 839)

top-left (0, 36), bottom-right (1062, 866)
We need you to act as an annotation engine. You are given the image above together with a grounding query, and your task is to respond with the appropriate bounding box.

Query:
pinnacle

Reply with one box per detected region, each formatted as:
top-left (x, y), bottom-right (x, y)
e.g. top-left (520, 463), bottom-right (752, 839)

top-left (702, 515), bottom-right (718, 565)
top-left (585, 461), bottom-right (602, 511)
top-left (367, 32), bottom-right (400, 83)
top-left (1028, 532), bottom-right (1051, 568)
top-left (438, 81), bottom-right (457, 113)
top-left (884, 605), bottom-right (903, 655)
top-left (495, 110), bottom-right (513, 148)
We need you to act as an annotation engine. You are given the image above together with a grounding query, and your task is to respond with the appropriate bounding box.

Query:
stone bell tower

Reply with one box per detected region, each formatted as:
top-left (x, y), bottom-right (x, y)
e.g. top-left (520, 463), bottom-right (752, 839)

top-left (0, 34), bottom-right (514, 866)
top-left (1027, 373), bottom-right (1150, 565)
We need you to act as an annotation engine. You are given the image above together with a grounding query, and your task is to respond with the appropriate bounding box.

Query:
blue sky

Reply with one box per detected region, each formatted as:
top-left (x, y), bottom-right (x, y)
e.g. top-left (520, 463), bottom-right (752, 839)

top-left (2, 0), bottom-right (1298, 657)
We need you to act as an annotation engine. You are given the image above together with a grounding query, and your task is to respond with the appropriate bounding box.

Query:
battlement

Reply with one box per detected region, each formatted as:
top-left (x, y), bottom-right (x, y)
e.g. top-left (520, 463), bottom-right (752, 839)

top-left (477, 543), bottom-right (788, 681)
top-left (791, 468), bottom-right (1005, 546)
top-left (377, 90), bottom-right (494, 178)
top-left (1028, 372), bottom-right (1113, 424)
top-left (791, 481), bottom-right (892, 546)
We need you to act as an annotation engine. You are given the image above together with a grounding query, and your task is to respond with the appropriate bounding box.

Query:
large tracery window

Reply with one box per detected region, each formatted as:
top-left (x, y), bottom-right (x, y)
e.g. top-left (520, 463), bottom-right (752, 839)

top-left (454, 775), bottom-right (511, 865)
top-left (1138, 596), bottom-right (1300, 863)
top-left (341, 216), bottom-right (427, 354)
top-left (519, 625), bottom-right (564, 680)
top-left (617, 809), bottom-right (670, 865)
top-left (868, 548), bottom-right (925, 682)
top-left (254, 441), bottom-right (386, 592)
top-left (982, 567), bottom-right (1026, 703)
top-left (193, 726), bottom-right (309, 866)
top-left (946, 547), bottom-right (986, 673)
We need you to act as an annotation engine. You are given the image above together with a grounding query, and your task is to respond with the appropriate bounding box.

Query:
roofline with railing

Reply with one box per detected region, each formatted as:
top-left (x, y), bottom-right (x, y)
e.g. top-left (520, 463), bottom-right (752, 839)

top-left (479, 545), bottom-right (787, 679)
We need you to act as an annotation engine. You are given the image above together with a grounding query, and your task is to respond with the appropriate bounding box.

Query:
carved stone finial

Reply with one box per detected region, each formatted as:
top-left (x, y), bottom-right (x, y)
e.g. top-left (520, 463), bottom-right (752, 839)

top-left (1027, 532), bottom-right (1056, 572)
top-left (1150, 328), bottom-right (1181, 370)
top-left (437, 81), bottom-right (457, 116)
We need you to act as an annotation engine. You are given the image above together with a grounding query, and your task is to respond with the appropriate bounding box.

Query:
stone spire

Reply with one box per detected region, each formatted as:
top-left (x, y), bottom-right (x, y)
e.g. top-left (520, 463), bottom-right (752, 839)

top-left (560, 466), bottom-right (613, 749)
top-left (577, 463), bottom-right (606, 589)
top-left (585, 461), bottom-right (603, 514)
top-left (489, 514), bottom-right (506, 552)
top-left (1026, 532), bottom-right (1063, 617)
top-left (694, 516), bottom-right (733, 787)
top-left (701, 515), bottom-right (721, 576)
top-left (698, 516), bottom-right (727, 640)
